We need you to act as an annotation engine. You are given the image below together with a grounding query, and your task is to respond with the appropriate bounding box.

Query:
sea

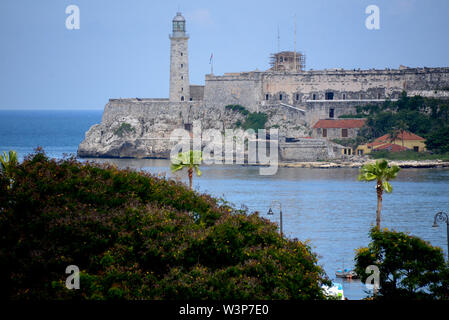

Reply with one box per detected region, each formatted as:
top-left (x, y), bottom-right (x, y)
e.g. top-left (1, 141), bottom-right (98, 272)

top-left (1, 109), bottom-right (449, 300)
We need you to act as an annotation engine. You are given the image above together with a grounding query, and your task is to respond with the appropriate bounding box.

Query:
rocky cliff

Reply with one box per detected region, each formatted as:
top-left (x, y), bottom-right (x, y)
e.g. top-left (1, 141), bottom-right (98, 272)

top-left (77, 98), bottom-right (345, 161)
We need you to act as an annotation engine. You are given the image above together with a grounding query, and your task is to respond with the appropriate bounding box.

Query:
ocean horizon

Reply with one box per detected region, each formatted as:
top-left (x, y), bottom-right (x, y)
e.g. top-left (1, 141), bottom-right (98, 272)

top-left (0, 109), bottom-right (103, 160)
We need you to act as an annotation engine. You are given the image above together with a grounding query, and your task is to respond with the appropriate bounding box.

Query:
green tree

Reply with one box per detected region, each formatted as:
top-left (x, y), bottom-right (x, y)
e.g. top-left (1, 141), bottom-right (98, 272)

top-left (389, 120), bottom-right (409, 147)
top-left (358, 160), bottom-right (400, 229)
top-left (354, 228), bottom-right (449, 300)
top-left (170, 150), bottom-right (203, 190)
top-left (426, 125), bottom-right (449, 153)
top-left (0, 150), bottom-right (330, 299)
top-left (0, 150), bottom-right (18, 188)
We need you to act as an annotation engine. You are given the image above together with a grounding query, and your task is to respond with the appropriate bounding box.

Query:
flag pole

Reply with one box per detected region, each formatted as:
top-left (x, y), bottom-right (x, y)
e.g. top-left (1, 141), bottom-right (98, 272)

top-left (210, 53), bottom-right (214, 75)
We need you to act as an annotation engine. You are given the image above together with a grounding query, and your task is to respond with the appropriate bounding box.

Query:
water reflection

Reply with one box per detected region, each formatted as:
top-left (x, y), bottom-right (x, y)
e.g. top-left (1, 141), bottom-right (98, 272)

top-left (93, 158), bottom-right (449, 300)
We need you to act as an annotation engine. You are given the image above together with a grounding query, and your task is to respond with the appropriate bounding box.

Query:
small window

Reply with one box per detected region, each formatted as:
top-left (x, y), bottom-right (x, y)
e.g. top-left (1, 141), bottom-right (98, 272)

top-left (181, 96), bottom-right (184, 101)
top-left (322, 128), bottom-right (327, 138)
top-left (189, 97), bottom-right (193, 101)
top-left (342, 128), bottom-right (348, 138)
top-left (181, 76), bottom-right (183, 80)
top-left (344, 149), bottom-right (347, 155)
top-left (343, 93), bottom-right (346, 100)
top-left (279, 57), bottom-right (283, 62)
top-left (279, 94), bottom-right (283, 101)
top-left (312, 94), bottom-right (316, 100)
top-left (180, 52), bottom-right (183, 56)
top-left (265, 94), bottom-right (269, 100)
top-left (181, 64), bottom-right (183, 68)
top-left (296, 94), bottom-right (299, 101)
top-left (377, 93), bottom-right (381, 99)
top-left (329, 108), bottom-right (335, 118)
top-left (181, 87), bottom-right (183, 92)
top-left (184, 123), bottom-right (192, 132)
top-left (413, 146), bottom-right (419, 152)
top-left (325, 92), bottom-right (334, 100)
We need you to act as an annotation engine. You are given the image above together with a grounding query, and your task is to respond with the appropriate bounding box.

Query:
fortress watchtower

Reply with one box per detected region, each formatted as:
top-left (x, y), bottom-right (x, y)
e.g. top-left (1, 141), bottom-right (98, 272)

top-left (169, 12), bottom-right (190, 102)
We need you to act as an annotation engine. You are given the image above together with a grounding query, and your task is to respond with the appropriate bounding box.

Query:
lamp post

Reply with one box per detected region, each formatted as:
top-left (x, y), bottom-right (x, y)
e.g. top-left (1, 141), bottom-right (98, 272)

top-left (267, 200), bottom-right (283, 237)
top-left (432, 211), bottom-right (449, 260)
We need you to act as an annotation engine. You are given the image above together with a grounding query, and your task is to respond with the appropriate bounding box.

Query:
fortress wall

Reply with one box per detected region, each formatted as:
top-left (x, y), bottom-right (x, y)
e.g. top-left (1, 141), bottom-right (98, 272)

top-left (262, 67), bottom-right (449, 105)
top-left (204, 73), bottom-right (264, 112)
top-left (303, 101), bottom-right (368, 126)
top-left (189, 85), bottom-right (205, 101)
top-left (279, 139), bottom-right (344, 162)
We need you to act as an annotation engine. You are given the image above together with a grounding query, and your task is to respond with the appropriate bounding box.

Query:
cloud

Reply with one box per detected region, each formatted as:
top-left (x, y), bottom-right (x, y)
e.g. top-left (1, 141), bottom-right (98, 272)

top-left (185, 9), bottom-right (214, 26)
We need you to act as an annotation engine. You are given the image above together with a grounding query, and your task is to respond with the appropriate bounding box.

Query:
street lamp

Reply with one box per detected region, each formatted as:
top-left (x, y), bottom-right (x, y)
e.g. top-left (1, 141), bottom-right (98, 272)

top-left (432, 211), bottom-right (449, 260)
top-left (267, 200), bottom-right (283, 237)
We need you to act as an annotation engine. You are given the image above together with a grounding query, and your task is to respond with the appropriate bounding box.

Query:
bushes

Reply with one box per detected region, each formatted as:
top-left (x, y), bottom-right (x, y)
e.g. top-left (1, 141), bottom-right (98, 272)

top-left (354, 228), bottom-right (449, 300)
top-left (343, 94), bottom-right (449, 153)
top-left (0, 150), bottom-right (329, 299)
top-left (114, 123), bottom-right (135, 137)
top-left (225, 105), bottom-right (268, 131)
top-left (370, 150), bottom-right (449, 161)
top-left (225, 104), bottom-right (249, 116)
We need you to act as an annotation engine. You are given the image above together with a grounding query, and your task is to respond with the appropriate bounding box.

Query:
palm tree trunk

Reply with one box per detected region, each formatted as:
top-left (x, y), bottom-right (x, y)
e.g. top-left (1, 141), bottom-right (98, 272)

top-left (188, 167), bottom-right (193, 190)
top-left (376, 181), bottom-right (383, 230)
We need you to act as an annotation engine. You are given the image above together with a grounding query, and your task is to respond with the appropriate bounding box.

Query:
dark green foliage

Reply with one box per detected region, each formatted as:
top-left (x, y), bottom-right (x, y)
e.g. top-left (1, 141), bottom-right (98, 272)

top-left (0, 150), bottom-right (329, 300)
top-left (354, 228), bottom-right (449, 300)
top-left (114, 123), bottom-right (135, 137)
top-left (240, 112), bottom-right (268, 131)
top-left (225, 105), bottom-right (268, 131)
top-left (225, 104), bottom-right (249, 116)
top-left (370, 150), bottom-right (449, 161)
top-left (426, 125), bottom-right (449, 154)
top-left (345, 93), bottom-right (449, 153)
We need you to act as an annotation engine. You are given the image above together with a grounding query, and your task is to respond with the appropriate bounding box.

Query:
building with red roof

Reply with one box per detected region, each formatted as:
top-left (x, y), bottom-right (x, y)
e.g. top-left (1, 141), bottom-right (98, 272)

top-left (356, 130), bottom-right (427, 156)
top-left (312, 119), bottom-right (367, 140)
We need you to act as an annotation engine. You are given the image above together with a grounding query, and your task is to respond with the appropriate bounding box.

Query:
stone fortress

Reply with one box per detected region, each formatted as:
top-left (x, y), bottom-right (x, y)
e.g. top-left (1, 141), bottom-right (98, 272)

top-left (78, 12), bottom-right (449, 161)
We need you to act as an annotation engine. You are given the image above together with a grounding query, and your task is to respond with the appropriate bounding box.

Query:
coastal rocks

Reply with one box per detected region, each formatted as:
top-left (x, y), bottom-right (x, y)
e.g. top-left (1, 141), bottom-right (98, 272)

top-left (77, 99), bottom-right (340, 161)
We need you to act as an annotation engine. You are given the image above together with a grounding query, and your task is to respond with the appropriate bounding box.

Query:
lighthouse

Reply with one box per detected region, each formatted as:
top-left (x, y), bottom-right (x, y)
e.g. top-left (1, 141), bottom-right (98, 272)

top-left (169, 12), bottom-right (190, 102)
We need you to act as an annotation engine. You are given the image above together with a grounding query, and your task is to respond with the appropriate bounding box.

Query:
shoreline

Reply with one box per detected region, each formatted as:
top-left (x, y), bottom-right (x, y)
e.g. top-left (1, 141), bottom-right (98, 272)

top-left (278, 159), bottom-right (449, 169)
top-left (81, 155), bottom-right (449, 169)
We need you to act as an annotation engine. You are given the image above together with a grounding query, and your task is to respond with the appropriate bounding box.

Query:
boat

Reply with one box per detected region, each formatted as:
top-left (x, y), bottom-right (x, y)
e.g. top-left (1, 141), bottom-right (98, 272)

top-left (322, 282), bottom-right (345, 300)
top-left (335, 269), bottom-right (358, 279)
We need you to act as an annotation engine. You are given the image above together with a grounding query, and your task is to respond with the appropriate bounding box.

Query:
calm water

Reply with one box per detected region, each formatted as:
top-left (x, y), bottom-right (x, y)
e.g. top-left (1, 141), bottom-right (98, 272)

top-left (0, 110), bottom-right (103, 160)
top-left (1, 110), bottom-right (449, 300)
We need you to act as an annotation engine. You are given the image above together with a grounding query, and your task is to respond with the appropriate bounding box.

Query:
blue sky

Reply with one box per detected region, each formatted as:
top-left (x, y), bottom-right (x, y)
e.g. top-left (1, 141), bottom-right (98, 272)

top-left (1, 0), bottom-right (448, 109)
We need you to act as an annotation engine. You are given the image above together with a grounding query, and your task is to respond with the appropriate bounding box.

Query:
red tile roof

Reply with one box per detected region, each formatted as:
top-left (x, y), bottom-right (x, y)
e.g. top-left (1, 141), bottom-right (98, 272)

top-left (374, 143), bottom-right (409, 152)
top-left (313, 119), bottom-right (367, 129)
top-left (376, 131), bottom-right (425, 142)
top-left (367, 141), bottom-right (385, 148)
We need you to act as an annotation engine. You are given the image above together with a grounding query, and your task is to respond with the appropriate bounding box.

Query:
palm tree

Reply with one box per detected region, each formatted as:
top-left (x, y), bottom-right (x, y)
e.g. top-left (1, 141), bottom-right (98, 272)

top-left (170, 150), bottom-right (202, 190)
top-left (358, 159), bottom-right (400, 230)
top-left (396, 120), bottom-right (409, 148)
top-left (0, 150), bottom-right (18, 177)
top-left (389, 121), bottom-right (409, 148)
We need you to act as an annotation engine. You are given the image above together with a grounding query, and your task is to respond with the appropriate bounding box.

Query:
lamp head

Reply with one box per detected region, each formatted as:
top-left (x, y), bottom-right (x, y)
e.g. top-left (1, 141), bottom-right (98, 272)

top-left (267, 208), bottom-right (274, 215)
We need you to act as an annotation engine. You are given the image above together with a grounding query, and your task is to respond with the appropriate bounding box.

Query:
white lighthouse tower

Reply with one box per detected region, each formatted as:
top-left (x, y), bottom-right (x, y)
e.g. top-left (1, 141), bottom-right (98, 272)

top-left (169, 12), bottom-right (190, 102)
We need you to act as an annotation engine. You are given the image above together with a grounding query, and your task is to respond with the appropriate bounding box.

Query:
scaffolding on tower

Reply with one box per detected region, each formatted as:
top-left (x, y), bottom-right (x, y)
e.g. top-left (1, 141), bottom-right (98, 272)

top-left (269, 51), bottom-right (306, 73)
